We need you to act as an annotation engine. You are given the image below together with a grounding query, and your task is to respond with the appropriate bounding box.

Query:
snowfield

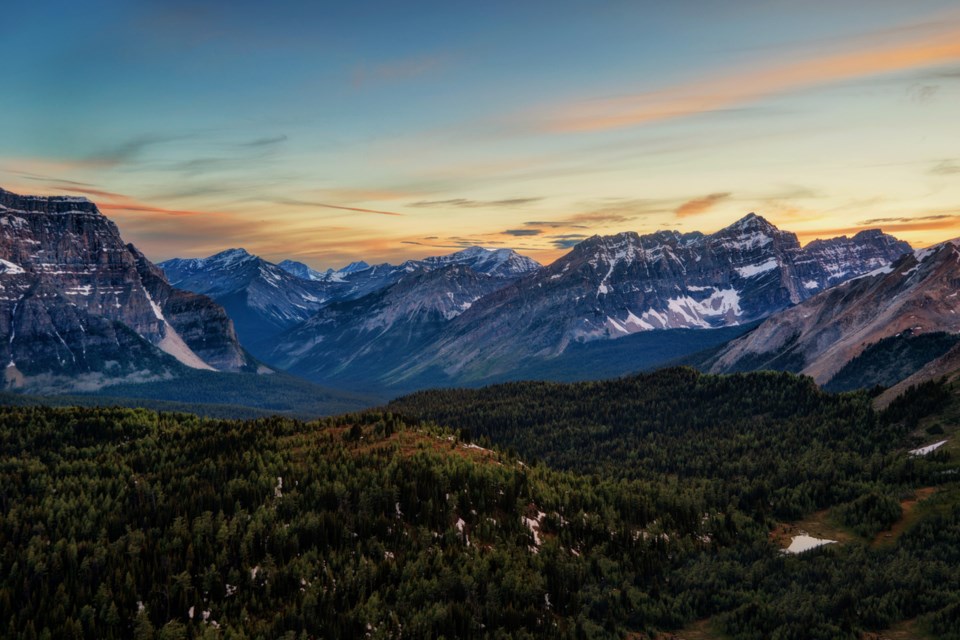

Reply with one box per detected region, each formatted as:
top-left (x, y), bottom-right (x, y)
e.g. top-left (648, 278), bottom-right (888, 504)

top-left (909, 440), bottom-right (948, 456)
top-left (784, 534), bottom-right (836, 554)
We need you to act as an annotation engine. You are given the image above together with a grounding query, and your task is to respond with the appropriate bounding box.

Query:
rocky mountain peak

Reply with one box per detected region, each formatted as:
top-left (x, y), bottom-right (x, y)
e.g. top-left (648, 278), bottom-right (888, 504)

top-left (277, 259), bottom-right (327, 281)
top-left (725, 212), bottom-right (774, 231)
top-left (206, 248), bottom-right (256, 267)
top-left (570, 231), bottom-right (641, 259)
top-left (0, 187), bottom-right (101, 216)
top-left (340, 260), bottom-right (371, 274)
top-left (0, 186), bottom-right (254, 390)
top-left (710, 231), bottom-right (960, 388)
top-left (454, 246), bottom-right (488, 258)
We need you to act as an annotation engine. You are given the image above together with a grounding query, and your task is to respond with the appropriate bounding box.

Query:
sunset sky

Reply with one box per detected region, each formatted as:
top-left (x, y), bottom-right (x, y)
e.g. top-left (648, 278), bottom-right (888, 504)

top-left (2, 0), bottom-right (959, 268)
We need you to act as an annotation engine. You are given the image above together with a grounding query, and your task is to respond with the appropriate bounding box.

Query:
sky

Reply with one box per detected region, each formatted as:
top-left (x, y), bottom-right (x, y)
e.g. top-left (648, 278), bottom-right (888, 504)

top-left (2, 0), bottom-right (960, 269)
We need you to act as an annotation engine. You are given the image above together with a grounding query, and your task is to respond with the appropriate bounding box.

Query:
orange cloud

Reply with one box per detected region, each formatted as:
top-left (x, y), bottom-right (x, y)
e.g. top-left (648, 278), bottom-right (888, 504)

top-left (351, 54), bottom-right (451, 88)
top-left (796, 216), bottom-right (960, 245)
top-left (99, 202), bottom-right (211, 217)
top-left (675, 192), bottom-right (732, 218)
top-left (540, 23), bottom-right (960, 133)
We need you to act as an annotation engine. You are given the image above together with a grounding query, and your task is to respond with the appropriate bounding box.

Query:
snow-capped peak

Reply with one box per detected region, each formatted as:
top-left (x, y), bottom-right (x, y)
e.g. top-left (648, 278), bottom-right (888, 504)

top-left (277, 259), bottom-right (328, 281)
top-left (207, 248), bottom-right (254, 265)
top-left (913, 237), bottom-right (960, 262)
top-left (452, 246), bottom-right (490, 259)
top-left (724, 212), bottom-right (776, 232)
top-left (340, 260), bottom-right (371, 274)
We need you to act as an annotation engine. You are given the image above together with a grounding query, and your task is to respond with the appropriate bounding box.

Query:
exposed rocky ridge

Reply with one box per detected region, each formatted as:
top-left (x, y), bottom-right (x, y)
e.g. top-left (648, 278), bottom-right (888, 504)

top-left (163, 245), bottom-right (541, 356)
top-left (275, 246), bottom-right (541, 295)
top-left (0, 187), bottom-right (254, 390)
top-left (385, 214), bottom-right (909, 383)
top-left (277, 259), bottom-right (327, 281)
top-left (269, 264), bottom-right (511, 386)
top-left (710, 240), bottom-right (960, 388)
top-left (160, 248), bottom-right (332, 351)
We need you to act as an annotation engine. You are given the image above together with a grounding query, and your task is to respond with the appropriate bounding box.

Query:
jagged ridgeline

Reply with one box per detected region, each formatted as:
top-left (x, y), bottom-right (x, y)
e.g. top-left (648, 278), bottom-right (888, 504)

top-left (0, 187), bottom-right (255, 387)
top-left (3, 369), bottom-right (959, 639)
top-left (259, 213), bottom-right (910, 390)
top-left (710, 240), bottom-right (960, 392)
top-left (0, 187), bottom-right (373, 415)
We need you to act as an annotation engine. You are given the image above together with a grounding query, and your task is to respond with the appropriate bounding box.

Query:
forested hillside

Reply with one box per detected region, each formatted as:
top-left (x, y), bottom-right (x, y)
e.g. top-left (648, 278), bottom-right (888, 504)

top-left (388, 369), bottom-right (960, 637)
top-left (390, 369), bottom-right (914, 518)
top-left (1, 370), bottom-right (959, 639)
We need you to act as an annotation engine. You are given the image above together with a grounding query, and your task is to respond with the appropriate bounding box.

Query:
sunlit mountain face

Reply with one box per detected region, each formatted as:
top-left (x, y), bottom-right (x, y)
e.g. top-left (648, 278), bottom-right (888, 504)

top-left (2, 0), bottom-right (960, 272)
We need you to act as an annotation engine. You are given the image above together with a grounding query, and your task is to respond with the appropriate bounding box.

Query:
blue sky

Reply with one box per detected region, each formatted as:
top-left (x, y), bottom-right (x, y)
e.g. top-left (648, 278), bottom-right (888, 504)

top-left (2, 0), bottom-right (959, 267)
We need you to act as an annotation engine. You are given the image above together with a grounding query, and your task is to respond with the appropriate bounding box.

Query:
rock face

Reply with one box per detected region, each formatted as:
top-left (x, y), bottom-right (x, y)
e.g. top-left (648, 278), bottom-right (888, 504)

top-left (163, 246), bottom-right (542, 356)
top-left (269, 264), bottom-right (512, 387)
top-left (276, 259), bottom-right (328, 282)
top-left (276, 246), bottom-right (542, 297)
top-left (0, 187), bottom-right (254, 390)
top-left (388, 214), bottom-right (909, 383)
top-left (710, 240), bottom-right (960, 388)
top-left (160, 249), bottom-right (333, 353)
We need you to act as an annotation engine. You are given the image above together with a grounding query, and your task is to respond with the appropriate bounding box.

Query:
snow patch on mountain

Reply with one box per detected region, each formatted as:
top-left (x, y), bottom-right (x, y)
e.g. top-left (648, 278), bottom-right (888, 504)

top-left (736, 258), bottom-right (779, 278)
top-left (143, 289), bottom-right (215, 371)
top-left (0, 259), bottom-right (25, 275)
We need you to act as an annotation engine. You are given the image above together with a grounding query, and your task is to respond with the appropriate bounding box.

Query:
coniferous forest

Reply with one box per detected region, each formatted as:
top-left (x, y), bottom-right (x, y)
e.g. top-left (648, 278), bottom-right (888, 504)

top-left (1, 368), bottom-right (958, 639)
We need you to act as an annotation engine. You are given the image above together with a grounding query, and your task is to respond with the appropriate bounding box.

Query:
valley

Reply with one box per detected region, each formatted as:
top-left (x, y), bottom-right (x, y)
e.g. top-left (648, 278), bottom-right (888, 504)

top-left (6, 3), bottom-right (960, 637)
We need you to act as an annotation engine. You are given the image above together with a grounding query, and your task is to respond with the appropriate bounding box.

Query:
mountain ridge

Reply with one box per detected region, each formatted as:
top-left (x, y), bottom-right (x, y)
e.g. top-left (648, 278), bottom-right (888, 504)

top-left (161, 245), bottom-right (542, 357)
top-left (710, 238), bottom-right (960, 389)
top-left (0, 187), bottom-right (257, 392)
top-left (375, 213), bottom-right (910, 386)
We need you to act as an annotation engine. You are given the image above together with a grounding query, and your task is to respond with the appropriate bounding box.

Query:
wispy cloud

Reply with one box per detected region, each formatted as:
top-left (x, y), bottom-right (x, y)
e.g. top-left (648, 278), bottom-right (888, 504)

top-left (906, 83), bottom-right (940, 103)
top-left (240, 134), bottom-right (288, 147)
top-left (858, 214), bottom-right (955, 225)
top-left (529, 20), bottom-right (960, 134)
top-left (84, 134), bottom-right (189, 167)
top-left (99, 202), bottom-right (211, 217)
top-left (352, 54), bottom-right (452, 88)
top-left (675, 192), bottom-right (732, 218)
top-left (524, 220), bottom-right (589, 229)
top-left (503, 229), bottom-right (542, 236)
top-left (549, 233), bottom-right (589, 249)
top-left (930, 160), bottom-right (960, 175)
top-left (798, 213), bottom-right (960, 242)
top-left (312, 187), bottom-right (425, 202)
top-left (409, 197), bottom-right (542, 208)
top-left (516, 199), bottom-right (674, 236)
top-left (266, 197), bottom-right (405, 216)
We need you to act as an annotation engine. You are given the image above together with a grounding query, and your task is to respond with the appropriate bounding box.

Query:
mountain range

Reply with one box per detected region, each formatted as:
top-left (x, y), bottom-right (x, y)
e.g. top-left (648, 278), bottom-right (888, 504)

top-left (0, 187), bottom-right (375, 415)
top-left (710, 239), bottom-right (960, 392)
top-left (159, 245), bottom-right (540, 357)
top-left (10, 185), bottom-right (953, 404)
top-left (161, 211), bottom-right (911, 392)
top-left (384, 214), bottom-right (910, 386)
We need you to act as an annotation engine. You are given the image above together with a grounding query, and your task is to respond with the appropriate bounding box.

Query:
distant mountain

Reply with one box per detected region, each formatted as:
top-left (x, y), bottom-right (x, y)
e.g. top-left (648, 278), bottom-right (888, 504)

top-left (415, 246), bottom-right (542, 279)
top-left (281, 246), bottom-right (541, 294)
top-left (268, 263), bottom-right (527, 388)
top-left (276, 259), bottom-right (328, 281)
top-left (0, 187), bottom-right (256, 392)
top-left (160, 249), bottom-right (332, 352)
top-left (164, 246), bottom-right (541, 357)
top-left (384, 214), bottom-right (909, 385)
top-left (710, 239), bottom-right (960, 391)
